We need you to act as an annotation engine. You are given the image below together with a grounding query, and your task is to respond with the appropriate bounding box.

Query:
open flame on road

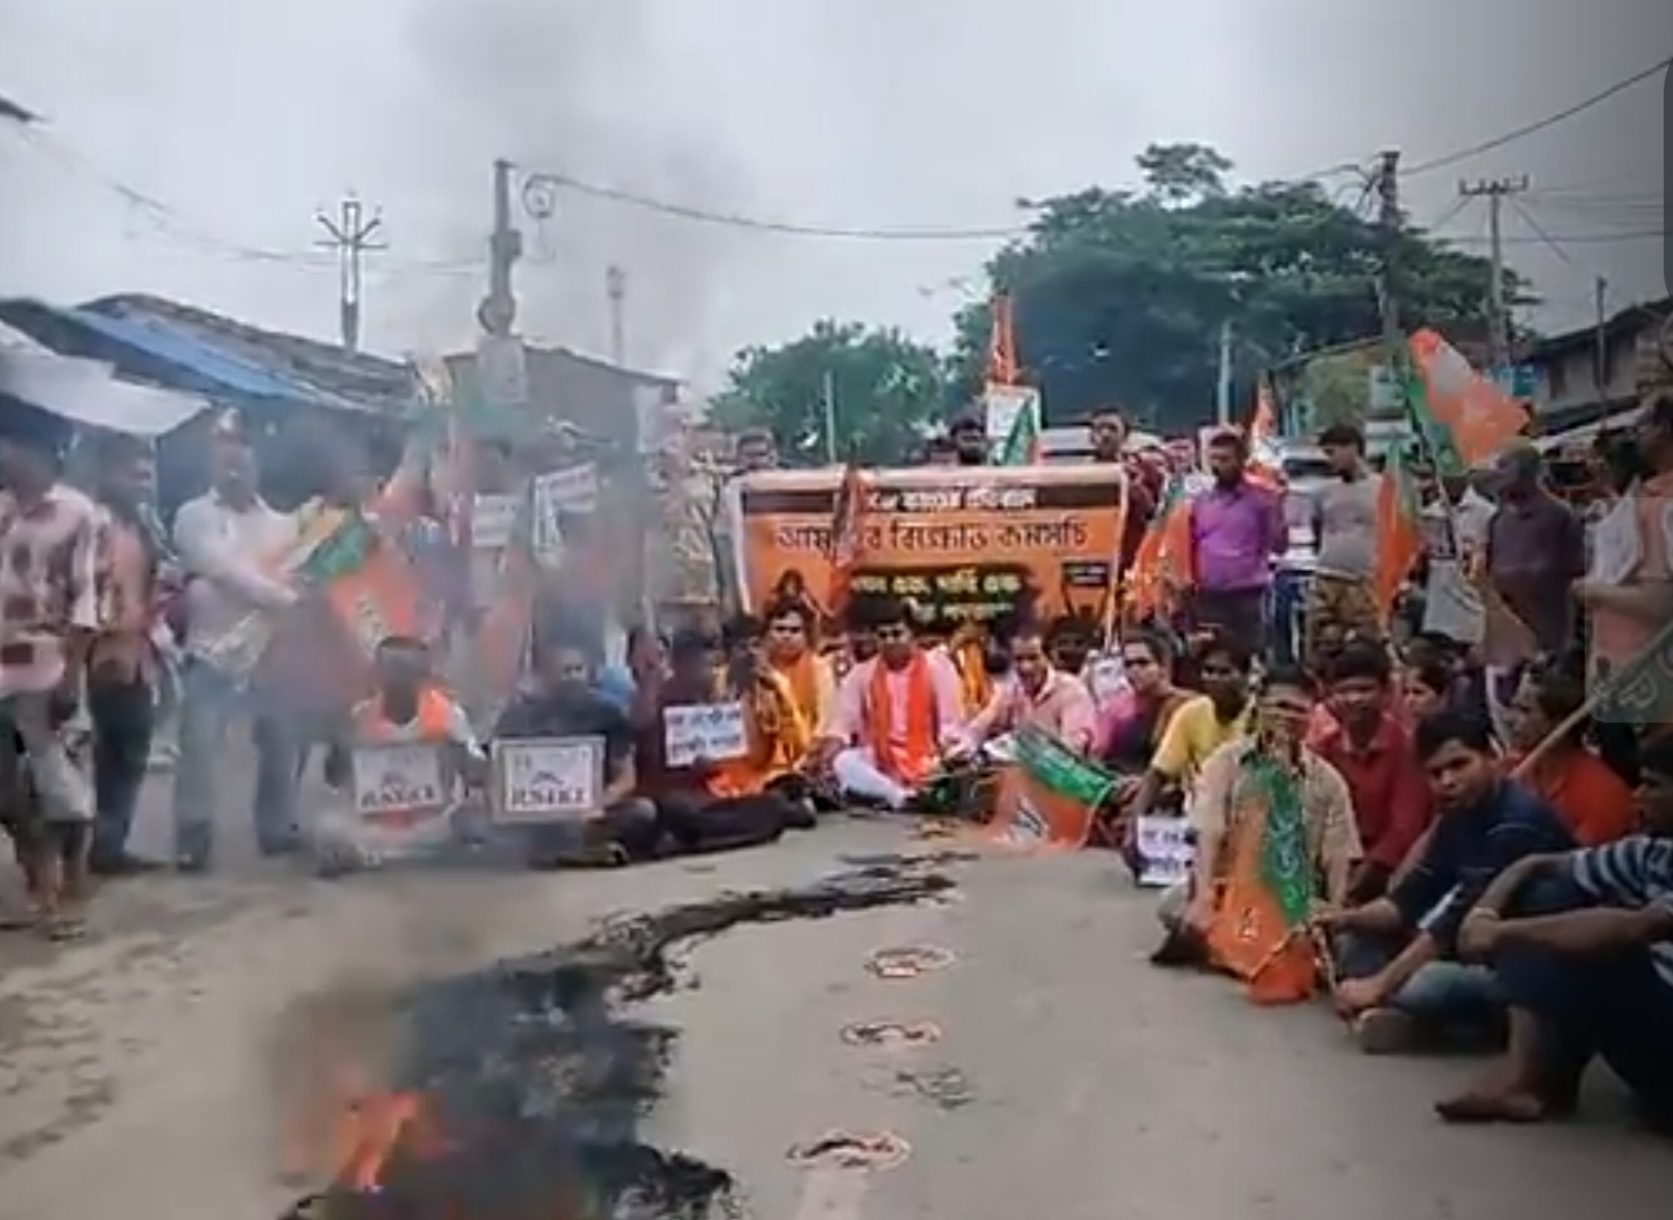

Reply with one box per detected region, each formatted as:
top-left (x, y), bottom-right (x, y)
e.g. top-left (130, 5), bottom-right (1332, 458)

top-left (279, 864), bottom-right (955, 1219)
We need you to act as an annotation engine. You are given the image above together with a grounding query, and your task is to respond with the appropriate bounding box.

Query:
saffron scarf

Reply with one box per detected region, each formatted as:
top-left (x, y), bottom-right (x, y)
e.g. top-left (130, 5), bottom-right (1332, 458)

top-left (1205, 745), bottom-right (1319, 1005)
top-left (868, 653), bottom-right (938, 784)
top-left (709, 669), bottom-right (809, 797)
top-left (775, 649), bottom-right (824, 736)
top-left (953, 637), bottom-right (991, 716)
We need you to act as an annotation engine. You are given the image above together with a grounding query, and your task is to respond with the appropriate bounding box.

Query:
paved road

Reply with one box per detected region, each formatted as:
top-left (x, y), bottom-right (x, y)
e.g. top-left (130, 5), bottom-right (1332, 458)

top-left (0, 795), bottom-right (1668, 1220)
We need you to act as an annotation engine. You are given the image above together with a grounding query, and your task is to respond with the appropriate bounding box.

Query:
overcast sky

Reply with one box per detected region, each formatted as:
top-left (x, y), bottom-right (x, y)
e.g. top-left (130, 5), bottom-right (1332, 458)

top-left (1, 0), bottom-right (1667, 393)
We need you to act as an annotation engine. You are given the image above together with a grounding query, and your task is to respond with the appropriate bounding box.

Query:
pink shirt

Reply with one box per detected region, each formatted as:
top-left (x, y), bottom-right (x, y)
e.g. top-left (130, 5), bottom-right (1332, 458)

top-left (828, 651), bottom-right (965, 753)
top-left (967, 669), bottom-right (1096, 753)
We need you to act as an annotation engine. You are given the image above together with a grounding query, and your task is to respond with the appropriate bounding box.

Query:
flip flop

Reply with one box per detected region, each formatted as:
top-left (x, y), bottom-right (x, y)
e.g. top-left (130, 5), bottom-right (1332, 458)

top-left (0, 909), bottom-right (39, 931)
top-left (44, 914), bottom-right (88, 943)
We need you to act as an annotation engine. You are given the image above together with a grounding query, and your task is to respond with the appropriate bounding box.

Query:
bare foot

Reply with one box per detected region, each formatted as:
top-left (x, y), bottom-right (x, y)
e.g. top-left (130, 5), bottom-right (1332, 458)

top-left (1435, 1089), bottom-right (1547, 1124)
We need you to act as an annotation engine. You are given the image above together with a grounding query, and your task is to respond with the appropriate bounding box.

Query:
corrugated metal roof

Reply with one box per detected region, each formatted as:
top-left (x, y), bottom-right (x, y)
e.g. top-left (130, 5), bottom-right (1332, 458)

top-left (0, 298), bottom-right (378, 412)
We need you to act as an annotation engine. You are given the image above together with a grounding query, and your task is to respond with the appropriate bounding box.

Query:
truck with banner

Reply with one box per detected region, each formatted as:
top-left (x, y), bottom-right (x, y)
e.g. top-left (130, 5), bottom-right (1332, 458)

top-left (722, 463), bottom-right (1130, 639)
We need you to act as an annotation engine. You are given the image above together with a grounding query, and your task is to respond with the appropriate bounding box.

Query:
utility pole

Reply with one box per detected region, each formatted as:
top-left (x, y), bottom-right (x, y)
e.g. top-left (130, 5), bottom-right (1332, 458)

top-left (479, 158), bottom-right (522, 338)
top-left (821, 368), bottom-right (839, 464)
top-left (475, 159), bottom-right (529, 409)
top-left (1214, 318), bottom-right (1234, 427)
top-left (1375, 150), bottom-right (1403, 350)
top-left (1459, 175), bottom-right (1529, 370)
top-left (314, 196), bottom-right (384, 351)
top-left (605, 265), bottom-right (627, 366)
top-left (1594, 276), bottom-right (1610, 396)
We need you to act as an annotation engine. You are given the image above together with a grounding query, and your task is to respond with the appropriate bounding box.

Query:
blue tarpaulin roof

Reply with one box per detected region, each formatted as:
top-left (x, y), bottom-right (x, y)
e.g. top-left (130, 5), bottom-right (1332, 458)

top-left (0, 298), bottom-right (378, 413)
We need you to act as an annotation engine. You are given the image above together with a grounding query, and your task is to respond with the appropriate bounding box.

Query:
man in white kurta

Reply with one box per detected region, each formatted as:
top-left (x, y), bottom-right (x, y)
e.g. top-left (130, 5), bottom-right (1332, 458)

top-left (817, 602), bottom-right (966, 809)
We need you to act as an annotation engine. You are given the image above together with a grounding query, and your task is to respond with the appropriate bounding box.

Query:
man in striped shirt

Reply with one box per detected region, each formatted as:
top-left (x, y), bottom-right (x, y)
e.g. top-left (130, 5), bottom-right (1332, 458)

top-left (1440, 739), bottom-right (1673, 1127)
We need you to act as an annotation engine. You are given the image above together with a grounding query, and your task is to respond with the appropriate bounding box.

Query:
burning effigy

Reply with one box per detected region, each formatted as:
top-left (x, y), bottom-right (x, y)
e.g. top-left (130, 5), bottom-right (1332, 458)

top-left (277, 863), bottom-right (953, 1219)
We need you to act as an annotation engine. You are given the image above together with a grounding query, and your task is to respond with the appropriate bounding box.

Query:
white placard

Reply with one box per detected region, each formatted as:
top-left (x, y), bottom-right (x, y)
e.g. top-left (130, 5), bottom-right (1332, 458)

top-left (663, 701), bottom-right (749, 769)
top-left (350, 744), bottom-right (447, 821)
top-left (982, 383), bottom-right (1040, 443)
top-left (534, 463), bottom-right (599, 515)
top-left (1086, 654), bottom-right (1129, 708)
top-left (1134, 815), bottom-right (1195, 889)
top-left (471, 493), bottom-right (517, 550)
top-left (491, 736), bottom-right (604, 825)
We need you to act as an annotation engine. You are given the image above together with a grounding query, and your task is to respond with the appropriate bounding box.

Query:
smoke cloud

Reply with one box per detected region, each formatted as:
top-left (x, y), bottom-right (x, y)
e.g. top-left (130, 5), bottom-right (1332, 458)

top-left (382, 0), bottom-right (765, 381)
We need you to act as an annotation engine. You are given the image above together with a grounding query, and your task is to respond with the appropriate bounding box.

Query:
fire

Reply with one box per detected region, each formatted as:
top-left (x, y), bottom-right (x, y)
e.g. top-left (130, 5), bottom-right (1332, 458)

top-left (334, 1091), bottom-right (433, 1192)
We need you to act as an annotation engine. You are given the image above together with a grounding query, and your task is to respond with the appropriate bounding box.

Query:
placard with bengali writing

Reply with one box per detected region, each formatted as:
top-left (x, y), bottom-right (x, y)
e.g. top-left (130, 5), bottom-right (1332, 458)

top-left (1134, 815), bottom-right (1195, 889)
top-left (663, 701), bottom-right (749, 769)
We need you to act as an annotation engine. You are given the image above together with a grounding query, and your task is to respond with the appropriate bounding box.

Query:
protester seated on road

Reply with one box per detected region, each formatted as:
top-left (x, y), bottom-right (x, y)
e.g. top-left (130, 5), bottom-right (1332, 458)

top-left (1435, 738), bottom-right (1673, 1127)
top-left (1155, 664), bottom-right (1359, 1003)
top-left (760, 598), bottom-right (837, 741)
top-left (1090, 632), bottom-right (1191, 847)
top-left (963, 622), bottom-right (1096, 756)
top-left (1117, 634), bottom-right (1254, 868)
top-left (1502, 660), bottom-right (1636, 847)
top-left (312, 635), bottom-right (486, 873)
top-left (1324, 711), bottom-right (1575, 1054)
top-left (1399, 654), bottom-right (1456, 725)
top-left (1309, 641), bottom-right (1434, 904)
top-left (629, 627), bottom-right (801, 857)
top-left (1045, 617), bottom-right (1095, 696)
top-left (711, 615), bottom-right (821, 820)
top-left (815, 596), bottom-right (967, 810)
top-left (840, 596), bottom-right (882, 672)
top-left (493, 631), bottom-right (657, 867)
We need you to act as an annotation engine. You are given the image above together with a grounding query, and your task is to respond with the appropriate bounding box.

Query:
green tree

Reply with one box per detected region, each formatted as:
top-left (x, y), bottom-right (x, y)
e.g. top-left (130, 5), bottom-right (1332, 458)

top-left (949, 145), bottom-right (1526, 433)
top-left (710, 320), bottom-right (947, 466)
top-left (1135, 141), bottom-right (1233, 206)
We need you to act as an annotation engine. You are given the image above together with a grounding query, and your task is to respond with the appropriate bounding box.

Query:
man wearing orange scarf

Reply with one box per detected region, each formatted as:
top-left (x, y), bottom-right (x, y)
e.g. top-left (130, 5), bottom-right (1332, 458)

top-left (761, 599), bottom-right (835, 744)
top-left (817, 598), bottom-right (965, 809)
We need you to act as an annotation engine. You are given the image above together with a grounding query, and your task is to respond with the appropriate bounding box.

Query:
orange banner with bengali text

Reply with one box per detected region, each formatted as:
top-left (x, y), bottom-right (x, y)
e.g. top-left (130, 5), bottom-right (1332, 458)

top-left (729, 465), bottom-right (1129, 638)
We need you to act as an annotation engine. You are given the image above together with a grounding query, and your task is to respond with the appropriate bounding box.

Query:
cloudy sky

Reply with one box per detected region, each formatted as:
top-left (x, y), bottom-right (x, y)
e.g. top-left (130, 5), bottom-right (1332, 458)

top-left (0, 0), bottom-right (1666, 393)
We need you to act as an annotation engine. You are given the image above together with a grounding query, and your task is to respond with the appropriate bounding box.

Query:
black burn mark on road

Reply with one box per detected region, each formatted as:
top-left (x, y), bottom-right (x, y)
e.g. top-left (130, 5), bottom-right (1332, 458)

top-left (284, 864), bottom-right (954, 1220)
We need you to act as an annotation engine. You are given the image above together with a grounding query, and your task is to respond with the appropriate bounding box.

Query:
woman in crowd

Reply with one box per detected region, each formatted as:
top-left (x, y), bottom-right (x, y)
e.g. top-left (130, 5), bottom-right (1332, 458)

top-left (1502, 661), bottom-right (1636, 847)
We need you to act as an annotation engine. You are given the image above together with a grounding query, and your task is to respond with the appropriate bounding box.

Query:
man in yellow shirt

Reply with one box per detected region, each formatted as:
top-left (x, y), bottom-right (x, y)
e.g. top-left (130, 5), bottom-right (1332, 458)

top-left (1126, 636), bottom-right (1254, 822)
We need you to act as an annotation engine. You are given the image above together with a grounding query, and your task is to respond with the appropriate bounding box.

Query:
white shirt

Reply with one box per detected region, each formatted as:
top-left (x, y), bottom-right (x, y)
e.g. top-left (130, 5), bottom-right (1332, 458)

top-left (1420, 490), bottom-right (1494, 645)
top-left (171, 490), bottom-right (298, 658)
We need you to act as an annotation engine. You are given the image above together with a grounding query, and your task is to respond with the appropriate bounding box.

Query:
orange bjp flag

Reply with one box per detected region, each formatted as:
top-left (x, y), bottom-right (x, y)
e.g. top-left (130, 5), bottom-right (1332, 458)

top-left (1373, 445), bottom-right (1424, 619)
top-left (986, 294), bottom-right (1020, 386)
top-left (1246, 376), bottom-right (1284, 489)
top-left (1409, 329), bottom-right (1530, 468)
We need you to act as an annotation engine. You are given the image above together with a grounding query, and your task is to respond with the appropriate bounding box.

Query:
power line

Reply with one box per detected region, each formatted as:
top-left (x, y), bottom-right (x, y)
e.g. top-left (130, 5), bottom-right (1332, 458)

top-left (517, 168), bottom-right (1028, 241)
top-left (10, 66), bottom-right (1668, 262)
top-left (1508, 196), bottom-right (1587, 273)
top-left (1454, 229), bottom-right (1664, 245)
top-left (1404, 55), bottom-right (1672, 177)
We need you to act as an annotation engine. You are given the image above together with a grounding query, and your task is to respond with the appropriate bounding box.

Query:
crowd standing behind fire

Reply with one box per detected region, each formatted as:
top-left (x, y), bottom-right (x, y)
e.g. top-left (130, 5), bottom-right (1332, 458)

top-left (0, 386), bottom-right (1670, 1131)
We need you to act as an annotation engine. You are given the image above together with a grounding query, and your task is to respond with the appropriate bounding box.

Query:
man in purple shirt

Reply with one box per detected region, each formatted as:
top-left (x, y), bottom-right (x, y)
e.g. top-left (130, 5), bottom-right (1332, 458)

top-left (1187, 430), bottom-right (1286, 657)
